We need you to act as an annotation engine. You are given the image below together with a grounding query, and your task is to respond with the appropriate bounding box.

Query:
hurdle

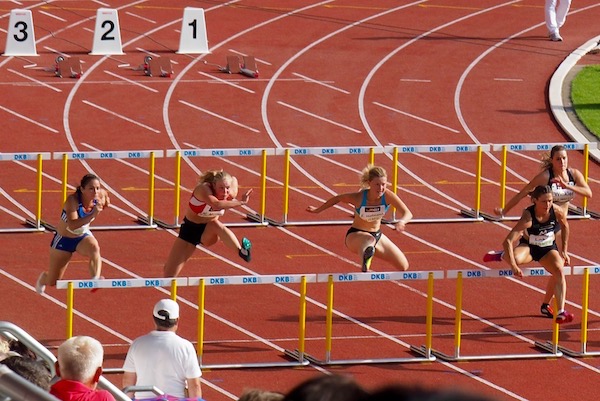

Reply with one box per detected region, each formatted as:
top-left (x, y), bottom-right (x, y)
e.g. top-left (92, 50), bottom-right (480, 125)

top-left (268, 146), bottom-right (379, 226)
top-left (386, 144), bottom-right (487, 223)
top-left (484, 142), bottom-right (596, 222)
top-left (58, 277), bottom-right (185, 339)
top-left (53, 150), bottom-right (162, 230)
top-left (551, 266), bottom-right (600, 357)
top-left (188, 273), bottom-right (314, 369)
top-left (165, 148), bottom-right (272, 228)
top-left (298, 271), bottom-right (440, 365)
top-left (430, 268), bottom-right (565, 361)
top-left (0, 152), bottom-right (50, 233)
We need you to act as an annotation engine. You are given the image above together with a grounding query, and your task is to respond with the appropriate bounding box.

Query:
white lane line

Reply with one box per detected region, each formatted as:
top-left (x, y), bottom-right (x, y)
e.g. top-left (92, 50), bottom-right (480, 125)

top-left (292, 72), bottom-right (350, 94)
top-left (228, 49), bottom-right (272, 66)
top-left (8, 68), bottom-right (62, 92)
top-left (197, 71), bottom-right (255, 93)
top-left (277, 101), bottom-right (361, 133)
top-left (38, 10), bottom-right (67, 22)
top-left (0, 104), bottom-right (59, 133)
top-left (374, 101), bottom-right (460, 133)
top-left (82, 100), bottom-right (161, 133)
top-left (125, 11), bottom-right (156, 24)
top-left (103, 70), bottom-right (159, 93)
top-left (43, 46), bottom-right (70, 59)
top-left (179, 100), bottom-right (260, 133)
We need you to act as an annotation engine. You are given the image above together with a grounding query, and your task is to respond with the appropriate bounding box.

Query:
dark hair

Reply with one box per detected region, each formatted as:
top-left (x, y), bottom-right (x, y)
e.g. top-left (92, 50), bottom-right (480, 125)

top-left (76, 174), bottom-right (100, 194)
top-left (531, 185), bottom-right (552, 200)
top-left (153, 316), bottom-right (178, 329)
top-left (0, 356), bottom-right (52, 391)
top-left (283, 374), bottom-right (368, 401)
top-left (369, 384), bottom-right (500, 401)
top-left (541, 145), bottom-right (567, 170)
top-left (8, 340), bottom-right (36, 360)
top-left (238, 389), bottom-right (285, 401)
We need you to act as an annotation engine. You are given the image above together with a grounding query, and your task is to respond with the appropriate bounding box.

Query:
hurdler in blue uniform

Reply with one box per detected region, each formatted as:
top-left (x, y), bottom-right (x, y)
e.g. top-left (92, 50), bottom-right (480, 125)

top-left (307, 165), bottom-right (413, 272)
top-left (36, 174), bottom-right (110, 294)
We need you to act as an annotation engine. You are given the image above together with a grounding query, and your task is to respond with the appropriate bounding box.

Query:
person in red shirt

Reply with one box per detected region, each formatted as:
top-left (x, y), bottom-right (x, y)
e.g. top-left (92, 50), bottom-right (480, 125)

top-left (51, 336), bottom-right (115, 401)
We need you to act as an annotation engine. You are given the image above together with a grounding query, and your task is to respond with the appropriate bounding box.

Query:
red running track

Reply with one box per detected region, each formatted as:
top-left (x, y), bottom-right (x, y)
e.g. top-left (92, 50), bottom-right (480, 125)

top-left (1, 1), bottom-right (600, 400)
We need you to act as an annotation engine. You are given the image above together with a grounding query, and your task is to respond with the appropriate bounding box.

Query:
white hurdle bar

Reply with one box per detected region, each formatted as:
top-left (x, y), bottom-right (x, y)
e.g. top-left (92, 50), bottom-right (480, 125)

top-left (0, 152), bottom-right (51, 233)
top-left (53, 150), bottom-right (163, 230)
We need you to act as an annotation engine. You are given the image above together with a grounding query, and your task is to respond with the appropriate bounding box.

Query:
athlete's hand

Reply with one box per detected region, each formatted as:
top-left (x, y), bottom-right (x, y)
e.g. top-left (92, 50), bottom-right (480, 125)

top-left (562, 251), bottom-right (570, 266)
top-left (493, 207), bottom-right (504, 216)
top-left (241, 188), bottom-right (252, 203)
top-left (306, 206), bottom-right (318, 213)
top-left (511, 265), bottom-right (523, 278)
top-left (394, 220), bottom-right (407, 232)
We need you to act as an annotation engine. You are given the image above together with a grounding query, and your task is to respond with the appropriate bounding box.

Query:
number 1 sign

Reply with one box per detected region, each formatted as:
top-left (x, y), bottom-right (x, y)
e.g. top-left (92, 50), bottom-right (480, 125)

top-left (177, 7), bottom-right (209, 54)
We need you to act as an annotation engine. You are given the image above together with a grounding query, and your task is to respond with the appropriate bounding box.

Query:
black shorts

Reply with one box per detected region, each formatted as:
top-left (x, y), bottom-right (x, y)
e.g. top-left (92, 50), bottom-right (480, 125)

top-left (178, 217), bottom-right (207, 246)
top-left (345, 227), bottom-right (382, 245)
top-left (518, 237), bottom-right (558, 262)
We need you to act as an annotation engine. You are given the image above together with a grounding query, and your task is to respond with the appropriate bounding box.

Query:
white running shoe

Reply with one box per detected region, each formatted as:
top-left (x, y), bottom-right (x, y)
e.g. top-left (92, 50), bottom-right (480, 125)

top-left (35, 272), bottom-right (46, 295)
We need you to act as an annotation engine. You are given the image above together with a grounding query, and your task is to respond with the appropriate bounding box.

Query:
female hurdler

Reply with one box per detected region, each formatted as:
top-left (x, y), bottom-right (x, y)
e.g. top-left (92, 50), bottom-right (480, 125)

top-left (163, 169), bottom-right (252, 277)
top-left (489, 145), bottom-right (591, 318)
top-left (490, 185), bottom-right (573, 323)
top-left (306, 165), bottom-right (412, 272)
top-left (36, 174), bottom-right (110, 294)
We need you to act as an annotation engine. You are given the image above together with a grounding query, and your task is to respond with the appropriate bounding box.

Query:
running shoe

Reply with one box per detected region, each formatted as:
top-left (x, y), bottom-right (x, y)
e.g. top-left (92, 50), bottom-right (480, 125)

top-left (35, 272), bottom-right (46, 295)
top-left (555, 310), bottom-right (574, 324)
top-left (362, 246), bottom-right (375, 272)
top-left (550, 32), bottom-right (563, 42)
top-left (540, 303), bottom-right (554, 319)
top-left (483, 250), bottom-right (503, 262)
top-left (239, 237), bottom-right (252, 262)
top-left (91, 276), bottom-right (105, 293)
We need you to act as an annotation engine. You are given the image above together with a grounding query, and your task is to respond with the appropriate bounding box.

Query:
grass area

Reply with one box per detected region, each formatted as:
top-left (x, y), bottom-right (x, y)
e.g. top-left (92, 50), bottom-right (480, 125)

top-left (571, 65), bottom-right (600, 140)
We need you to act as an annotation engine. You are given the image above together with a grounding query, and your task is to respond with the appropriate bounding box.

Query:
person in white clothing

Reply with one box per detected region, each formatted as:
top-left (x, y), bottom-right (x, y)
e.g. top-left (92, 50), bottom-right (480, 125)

top-left (545, 0), bottom-right (572, 41)
top-left (122, 299), bottom-right (202, 400)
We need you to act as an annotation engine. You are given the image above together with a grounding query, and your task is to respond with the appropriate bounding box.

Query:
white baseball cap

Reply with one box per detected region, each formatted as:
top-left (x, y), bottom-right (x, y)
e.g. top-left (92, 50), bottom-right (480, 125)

top-left (153, 299), bottom-right (180, 320)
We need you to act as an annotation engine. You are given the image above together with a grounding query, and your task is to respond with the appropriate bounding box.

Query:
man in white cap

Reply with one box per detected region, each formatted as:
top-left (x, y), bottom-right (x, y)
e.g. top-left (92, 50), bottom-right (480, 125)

top-left (122, 299), bottom-right (202, 399)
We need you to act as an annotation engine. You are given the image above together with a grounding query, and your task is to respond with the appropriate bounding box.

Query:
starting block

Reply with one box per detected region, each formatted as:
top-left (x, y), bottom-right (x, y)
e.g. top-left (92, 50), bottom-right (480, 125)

top-left (55, 56), bottom-right (82, 78)
top-left (209, 55), bottom-right (259, 78)
top-left (143, 56), bottom-right (173, 77)
top-left (240, 55), bottom-right (259, 78)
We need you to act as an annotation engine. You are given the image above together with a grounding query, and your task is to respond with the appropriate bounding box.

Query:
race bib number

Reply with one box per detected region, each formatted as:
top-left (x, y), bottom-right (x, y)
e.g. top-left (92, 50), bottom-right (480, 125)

top-left (529, 232), bottom-right (554, 247)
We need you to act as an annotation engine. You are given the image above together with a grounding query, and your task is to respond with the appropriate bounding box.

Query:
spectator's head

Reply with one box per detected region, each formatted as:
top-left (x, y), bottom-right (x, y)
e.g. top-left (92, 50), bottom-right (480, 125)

top-left (238, 389), bottom-right (284, 401)
top-left (153, 299), bottom-right (179, 330)
top-left (8, 340), bottom-right (37, 359)
top-left (368, 385), bottom-right (500, 401)
top-left (0, 356), bottom-right (52, 390)
top-left (283, 374), bottom-right (368, 401)
top-left (56, 336), bottom-right (104, 388)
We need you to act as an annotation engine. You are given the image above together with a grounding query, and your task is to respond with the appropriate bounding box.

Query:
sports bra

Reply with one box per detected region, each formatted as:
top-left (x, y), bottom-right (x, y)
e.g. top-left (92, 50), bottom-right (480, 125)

top-left (355, 190), bottom-right (389, 222)
top-left (189, 194), bottom-right (225, 217)
top-left (525, 204), bottom-right (560, 247)
top-left (548, 168), bottom-right (575, 204)
top-left (61, 192), bottom-right (94, 236)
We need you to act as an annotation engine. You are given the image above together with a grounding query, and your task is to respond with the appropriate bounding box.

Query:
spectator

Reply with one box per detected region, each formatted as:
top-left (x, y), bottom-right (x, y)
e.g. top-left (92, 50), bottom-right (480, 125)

top-left (283, 374), bottom-right (368, 401)
top-left (8, 339), bottom-right (38, 360)
top-left (238, 389), bottom-right (284, 401)
top-left (368, 384), bottom-right (500, 401)
top-left (122, 299), bottom-right (202, 400)
top-left (51, 336), bottom-right (115, 401)
top-left (0, 355), bottom-right (52, 391)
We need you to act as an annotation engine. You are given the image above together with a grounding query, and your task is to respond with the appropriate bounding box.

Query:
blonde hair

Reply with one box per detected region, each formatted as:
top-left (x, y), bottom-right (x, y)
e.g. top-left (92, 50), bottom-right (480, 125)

top-left (198, 169), bottom-right (232, 185)
top-left (540, 145), bottom-right (567, 170)
top-left (359, 165), bottom-right (387, 188)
